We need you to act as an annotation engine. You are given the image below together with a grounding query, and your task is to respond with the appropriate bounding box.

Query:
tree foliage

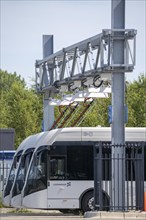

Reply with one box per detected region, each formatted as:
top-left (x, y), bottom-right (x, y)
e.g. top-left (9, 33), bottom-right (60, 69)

top-left (0, 70), bottom-right (43, 148)
top-left (0, 69), bottom-right (145, 148)
top-left (126, 74), bottom-right (146, 127)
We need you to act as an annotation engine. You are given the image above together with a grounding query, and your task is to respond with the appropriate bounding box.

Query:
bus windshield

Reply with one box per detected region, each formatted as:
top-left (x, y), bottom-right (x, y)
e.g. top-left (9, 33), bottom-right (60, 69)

top-left (4, 150), bottom-right (23, 197)
top-left (12, 148), bottom-right (34, 197)
top-left (24, 146), bottom-right (48, 196)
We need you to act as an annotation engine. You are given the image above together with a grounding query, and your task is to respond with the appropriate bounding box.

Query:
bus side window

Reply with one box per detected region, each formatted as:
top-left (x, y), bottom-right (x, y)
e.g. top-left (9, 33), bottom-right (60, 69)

top-left (67, 145), bottom-right (93, 180)
top-left (50, 157), bottom-right (66, 180)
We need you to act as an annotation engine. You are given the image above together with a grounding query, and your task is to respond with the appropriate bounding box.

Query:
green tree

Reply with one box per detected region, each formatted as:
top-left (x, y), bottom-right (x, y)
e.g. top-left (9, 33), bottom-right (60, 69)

top-left (0, 69), bottom-right (25, 90)
top-left (0, 70), bottom-right (43, 148)
top-left (126, 74), bottom-right (146, 127)
top-left (0, 70), bottom-right (26, 128)
top-left (6, 81), bottom-right (43, 146)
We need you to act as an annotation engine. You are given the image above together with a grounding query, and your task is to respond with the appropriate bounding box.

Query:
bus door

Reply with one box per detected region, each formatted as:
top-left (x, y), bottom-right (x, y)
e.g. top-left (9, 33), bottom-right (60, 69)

top-left (48, 155), bottom-right (81, 209)
top-left (47, 144), bottom-right (94, 209)
top-left (23, 146), bottom-right (49, 209)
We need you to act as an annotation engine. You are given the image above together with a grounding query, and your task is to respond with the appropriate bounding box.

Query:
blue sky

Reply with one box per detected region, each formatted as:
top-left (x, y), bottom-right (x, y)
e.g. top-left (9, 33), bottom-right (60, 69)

top-left (1, 0), bottom-right (146, 87)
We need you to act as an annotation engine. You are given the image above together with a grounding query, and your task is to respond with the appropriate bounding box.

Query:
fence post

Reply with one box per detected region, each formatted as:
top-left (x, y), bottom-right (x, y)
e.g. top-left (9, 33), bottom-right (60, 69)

top-left (135, 142), bottom-right (144, 210)
top-left (94, 142), bottom-right (102, 210)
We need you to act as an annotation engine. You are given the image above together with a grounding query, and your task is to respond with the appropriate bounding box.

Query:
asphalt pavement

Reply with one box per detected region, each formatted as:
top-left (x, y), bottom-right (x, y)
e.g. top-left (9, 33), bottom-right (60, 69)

top-left (0, 215), bottom-right (146, 220)
top-left (0, 208), bottom-right (146, 220)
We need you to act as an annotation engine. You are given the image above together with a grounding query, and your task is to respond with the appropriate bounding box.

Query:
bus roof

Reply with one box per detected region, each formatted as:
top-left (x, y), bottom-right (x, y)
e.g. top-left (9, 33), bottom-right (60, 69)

top-left (18, 127), bottom-right (145, 153)
top-left (14, 132), bottom-right (48, 156)
top-left (81, 127), bottom-right (146, 142)
top-left (13, 127), bottom-right (146, 157)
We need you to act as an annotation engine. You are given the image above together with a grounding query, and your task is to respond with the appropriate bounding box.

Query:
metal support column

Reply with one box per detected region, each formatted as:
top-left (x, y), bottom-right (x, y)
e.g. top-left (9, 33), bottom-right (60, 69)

top-left (94, 142), bottom-right (103, 211)
top-left (43, 35), bottom-right (54, 131)
top-left (111, 0), bottom-right (125, 210)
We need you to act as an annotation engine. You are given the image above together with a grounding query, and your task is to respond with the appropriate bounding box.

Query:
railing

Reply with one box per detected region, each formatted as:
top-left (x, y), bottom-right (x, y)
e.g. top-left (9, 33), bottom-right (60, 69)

top-left (94, 142), bottom-right (144, 211)
top-left (0, 163), bottom-right (11, 193)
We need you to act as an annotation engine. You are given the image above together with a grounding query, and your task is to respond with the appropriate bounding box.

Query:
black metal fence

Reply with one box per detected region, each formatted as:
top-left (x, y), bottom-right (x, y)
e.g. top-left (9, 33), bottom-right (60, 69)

top-left (0, 163), bottom-right (11, 193)
top-left (94, 142), bottom-right (144, 211)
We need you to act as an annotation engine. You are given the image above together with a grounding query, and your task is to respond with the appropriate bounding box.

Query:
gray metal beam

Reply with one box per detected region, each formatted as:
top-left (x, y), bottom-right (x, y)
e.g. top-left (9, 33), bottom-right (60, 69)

top-left (42, 35), bottom-right (54, 131)
top-left (35, 29), bottom-right (136, 94)
top-left (111, 0), bottom-right (125, 211)
top-left (43, 35), bottom-right (53, 58)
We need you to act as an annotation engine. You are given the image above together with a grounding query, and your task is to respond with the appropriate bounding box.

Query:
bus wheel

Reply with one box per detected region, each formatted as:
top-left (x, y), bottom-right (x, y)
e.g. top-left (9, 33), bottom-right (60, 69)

top-left (81, 191), bottom-right (110, 213)
top-left (81, 191), bottom-right (94, 213)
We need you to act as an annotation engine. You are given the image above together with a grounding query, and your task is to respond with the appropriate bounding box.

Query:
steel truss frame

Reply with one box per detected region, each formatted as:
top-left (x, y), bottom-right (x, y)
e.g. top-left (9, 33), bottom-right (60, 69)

top-left (35, 29), bottom-right (136, 95)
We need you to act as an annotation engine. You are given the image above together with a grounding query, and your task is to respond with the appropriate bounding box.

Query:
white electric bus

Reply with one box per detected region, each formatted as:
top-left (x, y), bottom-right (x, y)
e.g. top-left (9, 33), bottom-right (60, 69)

top-left (2, 145), bottom-right (24, 206)
top-left (10, 132), bottom-right (52, 208)
top-left (2, 132), bottom-right (45, 207)
top-left (18, 127), bottom-right (145, 213)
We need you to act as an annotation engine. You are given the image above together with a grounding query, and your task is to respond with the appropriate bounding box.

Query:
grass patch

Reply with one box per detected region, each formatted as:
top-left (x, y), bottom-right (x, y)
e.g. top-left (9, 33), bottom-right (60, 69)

top-left (8, 208), bottom-right (32, 214)
top-left (0, 194), bottom-right (3, 208)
